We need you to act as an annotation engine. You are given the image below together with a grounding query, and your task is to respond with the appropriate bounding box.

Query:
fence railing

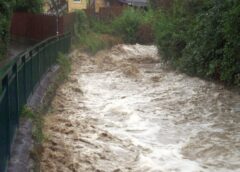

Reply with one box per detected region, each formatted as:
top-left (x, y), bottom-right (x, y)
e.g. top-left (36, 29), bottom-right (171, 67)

top-left (0, 33), bottom-right (71, 172)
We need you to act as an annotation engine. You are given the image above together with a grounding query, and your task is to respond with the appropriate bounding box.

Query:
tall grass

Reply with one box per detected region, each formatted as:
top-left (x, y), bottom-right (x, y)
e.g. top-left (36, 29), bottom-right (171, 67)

top-left (74, 8), bottom-right (155, 53)
top-left (74, 10), bottom-right (118, 54)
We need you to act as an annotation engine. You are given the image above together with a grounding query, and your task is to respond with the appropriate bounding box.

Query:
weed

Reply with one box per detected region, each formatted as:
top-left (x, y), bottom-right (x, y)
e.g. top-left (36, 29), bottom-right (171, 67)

top-left (21, 106), bottom-right (44, 144)
top-left (57, 53), bottom-right (71, 78)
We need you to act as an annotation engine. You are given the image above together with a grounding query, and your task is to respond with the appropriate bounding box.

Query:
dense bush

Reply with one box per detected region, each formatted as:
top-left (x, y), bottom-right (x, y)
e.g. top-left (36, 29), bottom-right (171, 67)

top-left (14, 0), bottom-right (43, 13)
top-left (136, 23), bottom-right (154, 44)
top-left (74, 10), bottom-right (120, 54)
top-left (112, 8), bottom-right (155, 43)
top-left (0, 0), bottom-right (15, 59)
top-left (155, 0), bottom-right (240, 86)
top-left (112, 8), bottom-right (143, 43)
top-left (88, 17), bottom-right (113, 34)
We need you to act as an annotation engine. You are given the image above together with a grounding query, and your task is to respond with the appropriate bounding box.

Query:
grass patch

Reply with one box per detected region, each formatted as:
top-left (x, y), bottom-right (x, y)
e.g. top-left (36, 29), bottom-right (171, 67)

top-left (21, 106), bottom-right (44, 144)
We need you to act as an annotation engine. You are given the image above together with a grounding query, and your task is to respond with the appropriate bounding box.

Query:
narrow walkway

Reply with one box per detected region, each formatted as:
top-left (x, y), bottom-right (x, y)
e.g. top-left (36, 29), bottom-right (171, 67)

top-left (0, 40), bottom-right (33, 69)
top-left (41, 44), bottom-right (240, 172)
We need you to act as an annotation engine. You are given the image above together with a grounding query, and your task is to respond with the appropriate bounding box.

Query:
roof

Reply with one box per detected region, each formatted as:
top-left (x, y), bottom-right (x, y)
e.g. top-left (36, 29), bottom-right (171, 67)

top-left (118, 0), bottom-right (148, 7)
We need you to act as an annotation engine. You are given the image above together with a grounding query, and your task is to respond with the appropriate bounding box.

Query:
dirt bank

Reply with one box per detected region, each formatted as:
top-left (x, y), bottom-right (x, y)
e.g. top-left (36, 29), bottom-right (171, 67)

top-left (41, 44), bottom-right (240, 172)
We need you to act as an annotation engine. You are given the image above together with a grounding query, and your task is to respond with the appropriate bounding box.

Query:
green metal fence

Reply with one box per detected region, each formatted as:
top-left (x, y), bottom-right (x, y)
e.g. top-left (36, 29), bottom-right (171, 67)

top-left (0, 33), bottom-right (71, 172)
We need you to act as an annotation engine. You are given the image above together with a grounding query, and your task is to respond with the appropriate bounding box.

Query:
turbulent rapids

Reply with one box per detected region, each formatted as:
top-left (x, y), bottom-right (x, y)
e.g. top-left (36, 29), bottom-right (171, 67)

top-left (41, 44), bottom-right (240, 172)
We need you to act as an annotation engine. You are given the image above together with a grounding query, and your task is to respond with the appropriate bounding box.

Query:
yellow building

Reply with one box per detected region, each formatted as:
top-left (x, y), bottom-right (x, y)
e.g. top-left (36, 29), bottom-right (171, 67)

top-left (67, 0), bottom-right (88, 12)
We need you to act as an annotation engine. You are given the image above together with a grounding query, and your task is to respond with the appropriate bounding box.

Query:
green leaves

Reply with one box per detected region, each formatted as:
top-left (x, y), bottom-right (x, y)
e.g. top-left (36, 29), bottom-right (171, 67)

top-left (0, 0), bottom-right (15, 60)
top-left (112, 8), bottom-right (148, 43)
top-left (14, 0), bottom-right (43, 13)
top-left (155, 0), bottom-right (240, 86)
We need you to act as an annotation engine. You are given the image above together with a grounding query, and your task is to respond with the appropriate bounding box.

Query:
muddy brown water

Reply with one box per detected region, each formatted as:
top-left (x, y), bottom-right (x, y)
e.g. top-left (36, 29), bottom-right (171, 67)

top-left (41, 44), bottom-right (240, 172)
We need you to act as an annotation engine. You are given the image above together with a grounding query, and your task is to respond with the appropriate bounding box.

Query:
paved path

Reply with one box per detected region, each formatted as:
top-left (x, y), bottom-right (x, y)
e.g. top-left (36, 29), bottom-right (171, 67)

top-left (0, 40), bottom-right (34, 69)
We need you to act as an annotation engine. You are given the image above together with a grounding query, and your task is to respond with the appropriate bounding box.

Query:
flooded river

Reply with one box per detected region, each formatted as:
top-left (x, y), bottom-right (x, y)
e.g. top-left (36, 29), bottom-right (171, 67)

top-left (41, 44), bottom-right (240, 172)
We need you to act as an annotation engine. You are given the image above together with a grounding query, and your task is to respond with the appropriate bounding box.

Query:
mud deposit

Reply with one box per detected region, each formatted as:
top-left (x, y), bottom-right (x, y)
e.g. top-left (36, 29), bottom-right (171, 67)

top-left (41, 44), bottom-right (240, 172)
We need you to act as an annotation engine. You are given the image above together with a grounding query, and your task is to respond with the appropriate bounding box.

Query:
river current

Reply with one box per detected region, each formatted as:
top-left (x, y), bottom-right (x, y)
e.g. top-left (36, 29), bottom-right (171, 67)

top-left (41, 44), bottom-right (240, 172)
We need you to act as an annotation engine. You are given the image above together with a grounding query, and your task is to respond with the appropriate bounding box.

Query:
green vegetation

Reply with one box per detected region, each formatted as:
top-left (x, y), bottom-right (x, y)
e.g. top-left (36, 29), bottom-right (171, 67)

top-left (21, 106), bottom-right (44, 144)
top-left (57, 53), bottom-right (71, 79)
top-left (0, 0), bottom-right (15, 60)
top-left (74, 8), bottom-right (154, 53)
top-left (74, 11), bottom-right (118, 54)
top-left (112, 8), bottom-right (154, 43)
top-left (154, 0), bottom-right (240, 86)
top-left (14, 0), bottom-right (43, 13)
top-left (112, 8), bottom-right (143, 43)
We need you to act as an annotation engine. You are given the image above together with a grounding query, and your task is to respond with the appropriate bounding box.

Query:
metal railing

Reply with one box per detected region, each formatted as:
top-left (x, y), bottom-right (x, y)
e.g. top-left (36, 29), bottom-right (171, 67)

top-left (0, 33), bottom-right (71, 172)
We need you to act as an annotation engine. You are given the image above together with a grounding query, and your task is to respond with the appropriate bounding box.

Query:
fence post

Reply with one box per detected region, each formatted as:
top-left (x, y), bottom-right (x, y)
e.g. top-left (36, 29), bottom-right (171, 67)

top-left (37, 47), bottom-right (40, 85)
top-left (22, 56), bottom-right (27, 104)
top-left (2, 75), bottom-right (10, 159)
top-left (29, 51), bottom-right (34, 94)
top-left (13, 64), bottom-right (20, 126)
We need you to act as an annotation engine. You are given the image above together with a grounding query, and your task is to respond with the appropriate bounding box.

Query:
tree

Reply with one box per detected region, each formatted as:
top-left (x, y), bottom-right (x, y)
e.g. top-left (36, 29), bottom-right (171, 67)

top-left (14, 0), bottom-right (43, 13)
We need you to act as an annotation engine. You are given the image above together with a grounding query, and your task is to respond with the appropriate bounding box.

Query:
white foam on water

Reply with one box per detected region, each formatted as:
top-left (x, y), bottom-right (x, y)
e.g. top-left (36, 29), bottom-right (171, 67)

top-left (41, 44), bottom-right (240, 172)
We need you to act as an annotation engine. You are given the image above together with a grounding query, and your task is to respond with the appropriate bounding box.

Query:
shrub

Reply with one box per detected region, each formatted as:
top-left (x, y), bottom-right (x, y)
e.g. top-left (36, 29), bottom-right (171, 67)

top-left (136, 23), bottom-right (154, 44)
top-left (112, 8), bottom-right (143, 43)
top-left (75, 10), bottom-right (89, 33)
top-left (155, 0), bottom-right (240, 86)
top-left (14, 0), bottom-right (43, 13)
top-left (0, 0), bottom-right (15, 60)
top-left (21, 106), bottom-right (44, 143)
top-left (57, 53), bottom-right (71, 78)
top-left (74, 10), bottom-right (122, 54)
top-left (112, 8), bottom-right (155, 44)
top-left (88, 17), bottom-right (113, 34)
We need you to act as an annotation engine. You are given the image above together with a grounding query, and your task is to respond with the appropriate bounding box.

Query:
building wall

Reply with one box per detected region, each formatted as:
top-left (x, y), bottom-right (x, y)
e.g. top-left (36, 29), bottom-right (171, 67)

top-left (67, 0), bottom-right (88, 12)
